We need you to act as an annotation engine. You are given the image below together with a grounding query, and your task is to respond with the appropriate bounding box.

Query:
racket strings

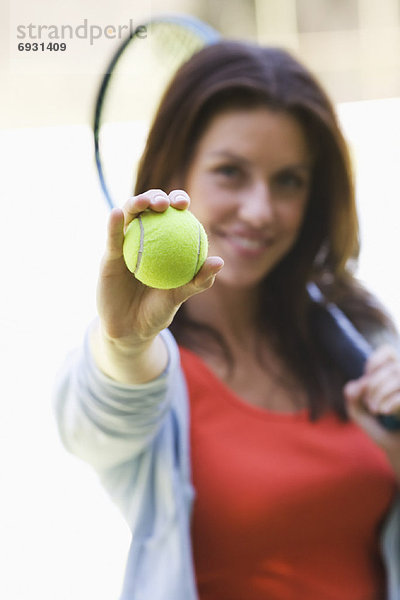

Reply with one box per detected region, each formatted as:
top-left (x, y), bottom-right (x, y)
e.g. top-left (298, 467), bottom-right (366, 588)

top-left (94, 17), bottom-right (220, 208)
top-left (148, 23), bottom-right (205, 81)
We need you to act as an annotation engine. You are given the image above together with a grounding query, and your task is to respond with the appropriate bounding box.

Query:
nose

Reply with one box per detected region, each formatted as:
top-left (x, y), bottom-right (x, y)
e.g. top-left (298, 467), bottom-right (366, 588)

top-left (237, 180), bottom-right (274, 227)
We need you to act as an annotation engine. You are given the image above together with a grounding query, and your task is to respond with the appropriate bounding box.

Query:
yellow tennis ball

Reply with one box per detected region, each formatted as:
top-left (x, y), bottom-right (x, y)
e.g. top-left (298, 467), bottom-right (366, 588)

top-left (123, 206), bottom-right (208, 289)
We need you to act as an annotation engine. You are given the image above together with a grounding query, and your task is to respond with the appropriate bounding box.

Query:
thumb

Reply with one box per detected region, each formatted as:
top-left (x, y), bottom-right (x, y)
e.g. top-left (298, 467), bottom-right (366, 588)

top-left (104, 208), bottom-right (125, 261)
top-left (173, 256), bottom-right (224, 303)
top-left (344, 376), bottom-right (378, 431)
top-left (343, 377), bottom-right (369, 425)
top-left (194, 256), bottom-right (225, 286)
top-left (344, 377), bottom-right (394, 444)
top-left (343, 377), bottom-right (368, 404)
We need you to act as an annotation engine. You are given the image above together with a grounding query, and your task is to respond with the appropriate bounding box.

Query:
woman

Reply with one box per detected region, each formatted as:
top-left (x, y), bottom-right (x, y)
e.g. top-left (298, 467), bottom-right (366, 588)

top-left (55, 41), bottom-right (400, 599)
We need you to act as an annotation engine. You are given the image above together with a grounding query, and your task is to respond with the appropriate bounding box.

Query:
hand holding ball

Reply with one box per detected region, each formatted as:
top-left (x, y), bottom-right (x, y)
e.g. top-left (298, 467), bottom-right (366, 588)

top-left (123, 206), bottom-right (208, 289)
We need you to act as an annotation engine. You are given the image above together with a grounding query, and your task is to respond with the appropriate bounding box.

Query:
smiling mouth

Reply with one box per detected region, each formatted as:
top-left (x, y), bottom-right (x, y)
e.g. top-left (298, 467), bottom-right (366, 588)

top-left (228, 235), bottom-right (267, 250)
top-left (217, 233), bottom-right (275, 257)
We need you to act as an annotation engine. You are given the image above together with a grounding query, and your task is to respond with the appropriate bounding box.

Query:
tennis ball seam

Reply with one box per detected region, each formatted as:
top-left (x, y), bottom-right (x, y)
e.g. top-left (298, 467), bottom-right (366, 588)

top-left (123, 207), bottom-right (208, 289)
top-left (135, 213), bottom-right (203, 282)
top-left (134, 215), bottom-right (145, 274)
top-left (193, 221), bottom-right (202, 279)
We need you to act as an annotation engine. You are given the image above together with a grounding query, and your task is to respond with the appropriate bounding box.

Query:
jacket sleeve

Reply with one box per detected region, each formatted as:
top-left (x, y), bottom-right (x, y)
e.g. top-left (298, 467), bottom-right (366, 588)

top-left (53, 327), bottom-right (191, 525)
top-left (53, 326), bottom-right (181, 473)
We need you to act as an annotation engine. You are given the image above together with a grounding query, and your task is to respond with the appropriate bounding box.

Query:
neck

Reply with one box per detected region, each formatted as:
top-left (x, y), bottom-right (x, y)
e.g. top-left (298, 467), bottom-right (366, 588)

top-left (184, 280), bottom-right (260, 346)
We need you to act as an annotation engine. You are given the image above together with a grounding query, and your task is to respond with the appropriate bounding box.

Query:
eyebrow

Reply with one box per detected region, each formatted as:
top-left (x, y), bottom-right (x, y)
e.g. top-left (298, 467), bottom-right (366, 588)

top-left (207, 150), bottom-right (312, 171)
top-left (207, 151), bottom-right (251, 165)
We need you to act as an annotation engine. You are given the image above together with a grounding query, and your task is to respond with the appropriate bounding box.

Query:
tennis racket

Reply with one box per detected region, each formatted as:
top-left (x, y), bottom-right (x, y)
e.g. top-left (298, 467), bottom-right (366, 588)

top-left (308, 283), bottom-right (400, 430)
top-left (93, 14), bottom-right (220, 210)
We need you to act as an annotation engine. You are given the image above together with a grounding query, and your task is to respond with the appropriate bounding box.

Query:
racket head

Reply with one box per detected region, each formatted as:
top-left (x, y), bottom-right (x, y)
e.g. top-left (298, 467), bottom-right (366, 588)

top-left (93, 14), bottom-right (220, 209)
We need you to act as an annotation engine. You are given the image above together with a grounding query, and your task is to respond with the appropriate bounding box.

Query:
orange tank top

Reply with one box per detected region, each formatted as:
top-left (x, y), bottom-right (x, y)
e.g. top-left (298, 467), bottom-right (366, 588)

top-left (179, 346), bottom-right (397, 600)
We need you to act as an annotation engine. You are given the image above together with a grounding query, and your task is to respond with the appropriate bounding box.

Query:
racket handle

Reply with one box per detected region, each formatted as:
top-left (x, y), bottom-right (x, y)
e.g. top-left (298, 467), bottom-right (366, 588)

top-left (307, 283), bottom-right (400, 431)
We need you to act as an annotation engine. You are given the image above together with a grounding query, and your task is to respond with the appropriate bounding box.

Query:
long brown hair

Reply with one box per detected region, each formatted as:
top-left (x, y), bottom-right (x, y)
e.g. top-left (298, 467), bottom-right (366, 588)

top-left (135, 41), bottom-right (396, 418)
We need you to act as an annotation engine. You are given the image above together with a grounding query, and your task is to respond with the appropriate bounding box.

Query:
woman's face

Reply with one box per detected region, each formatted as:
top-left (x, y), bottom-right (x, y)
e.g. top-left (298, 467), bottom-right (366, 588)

top-left (184, 107), bottom-right (313, 289)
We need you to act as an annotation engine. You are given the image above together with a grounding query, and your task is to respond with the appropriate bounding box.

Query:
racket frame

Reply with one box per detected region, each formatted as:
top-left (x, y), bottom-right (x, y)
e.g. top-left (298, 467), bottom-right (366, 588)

top-left (93, 13), bottom-right (220, 210)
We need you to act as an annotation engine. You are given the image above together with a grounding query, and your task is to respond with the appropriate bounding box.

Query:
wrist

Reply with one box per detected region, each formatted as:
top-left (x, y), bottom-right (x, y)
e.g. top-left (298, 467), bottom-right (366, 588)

top-left (90, 320), bottom-right (168, 384)
top-left (99, 324), bottom-right (154, 357)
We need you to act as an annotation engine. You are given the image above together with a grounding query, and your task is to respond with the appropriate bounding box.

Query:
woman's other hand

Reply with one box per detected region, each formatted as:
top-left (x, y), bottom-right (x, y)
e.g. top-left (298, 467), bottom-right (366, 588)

top-left (344, 345), bottom-right (400, 475)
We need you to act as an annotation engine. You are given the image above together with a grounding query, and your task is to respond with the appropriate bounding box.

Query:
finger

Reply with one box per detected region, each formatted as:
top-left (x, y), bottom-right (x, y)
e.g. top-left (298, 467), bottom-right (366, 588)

top-left (168, 189), bottom-right (190, 210)
top-left (365, 344), bottom-right (399, 375)
top-left (123, 190), bottom-right (170, 227)
top-left (346, 396), bottom-right (393, 446)
top-left (192, 256), bottom-right (225, 287)
top-left (344, 377), bottom-right (391, 444)
top-left (104, 208), bottom-right (125, 261)
top-left (171, 256), bottom-right (224, 304)
top-left (362, 364), bottom-right (400, 413)
top-left (378, 392), bottom-right (400, 416)
top-left (343, 370), bottom-right (400, 420)
top-left (343, 377), bottom-right (368, 403)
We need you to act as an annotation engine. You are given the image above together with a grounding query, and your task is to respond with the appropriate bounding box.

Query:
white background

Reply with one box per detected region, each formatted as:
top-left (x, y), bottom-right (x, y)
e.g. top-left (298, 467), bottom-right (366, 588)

top-left (1, 98), bottom-right (399, 599)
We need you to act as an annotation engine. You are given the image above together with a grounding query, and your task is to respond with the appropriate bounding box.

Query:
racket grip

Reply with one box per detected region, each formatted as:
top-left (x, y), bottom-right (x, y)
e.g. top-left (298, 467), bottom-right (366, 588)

top-left (308, 284), bottom-right (400, 431)
top-left (377, 414), bottom-right (400, 430)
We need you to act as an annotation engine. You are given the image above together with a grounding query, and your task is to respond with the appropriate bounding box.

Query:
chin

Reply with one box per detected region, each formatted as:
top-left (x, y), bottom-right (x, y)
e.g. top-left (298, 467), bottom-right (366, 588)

top-left (214, 266), bottom-right (271, 290)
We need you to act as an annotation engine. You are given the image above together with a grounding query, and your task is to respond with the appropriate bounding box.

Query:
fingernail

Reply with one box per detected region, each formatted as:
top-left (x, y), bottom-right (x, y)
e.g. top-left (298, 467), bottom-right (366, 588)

top-left (209, 256), bottom-right (224, 269)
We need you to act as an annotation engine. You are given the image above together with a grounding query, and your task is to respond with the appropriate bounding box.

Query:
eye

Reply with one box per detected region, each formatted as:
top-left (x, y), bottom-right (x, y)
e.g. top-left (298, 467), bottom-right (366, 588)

top-left (275, 171), bottom-right (307, 189)
top-left (215, 164), bottom-right (241, 178)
